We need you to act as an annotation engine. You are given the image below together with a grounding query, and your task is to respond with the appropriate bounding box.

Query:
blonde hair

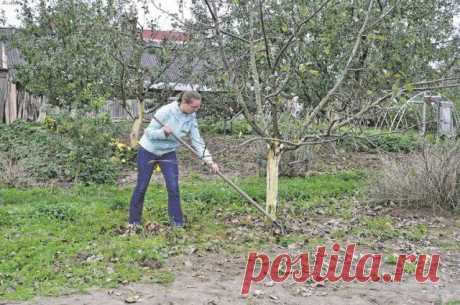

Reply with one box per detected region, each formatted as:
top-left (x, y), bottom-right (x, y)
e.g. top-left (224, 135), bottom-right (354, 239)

top-left (179, 91), bottom-right (202, 104)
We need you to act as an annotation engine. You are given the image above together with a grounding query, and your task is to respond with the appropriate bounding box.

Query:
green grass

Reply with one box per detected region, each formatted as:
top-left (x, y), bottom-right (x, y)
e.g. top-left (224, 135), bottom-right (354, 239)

top-left (385, 254), bottom-right (417, 274)
top-left (347, 214), bottom-right (430, 245)
top-left (337, 127), bottom-right (421, 153)
top-left (0, 171), bottom-right (365, 301)
top-left (403, 224), bottom-right (428, 241)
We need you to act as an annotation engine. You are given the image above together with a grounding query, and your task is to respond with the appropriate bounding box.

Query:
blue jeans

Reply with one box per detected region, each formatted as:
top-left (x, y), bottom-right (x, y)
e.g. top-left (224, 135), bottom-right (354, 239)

top-left (129, 146), bottom-right (183, 225)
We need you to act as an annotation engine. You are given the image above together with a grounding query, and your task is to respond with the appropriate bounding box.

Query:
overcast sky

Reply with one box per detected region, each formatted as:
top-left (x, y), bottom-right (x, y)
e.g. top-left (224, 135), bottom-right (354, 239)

top-left (0, 0), bottom-right (192, 29)
top-left (1, 0), bottom-right (459, 31)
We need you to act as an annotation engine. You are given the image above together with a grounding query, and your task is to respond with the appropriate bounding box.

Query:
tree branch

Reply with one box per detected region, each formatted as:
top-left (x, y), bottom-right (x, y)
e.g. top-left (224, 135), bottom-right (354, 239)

top-left (249, 6), bottom-right (263, 115)
top-left (331, 82), bottom-right (460, 131)
top-left (272, 0), bottom-right (334, 71)
top-left (300, 0), bottom-right (374, 140)
top-left (151, 0), bottom-right (250, 43)
top-left (258, 0), bottom-right (272, 69)
top-left (202, 0), bottom-right (230, 71)
top-left (367, 0), bottom-right (399, 30)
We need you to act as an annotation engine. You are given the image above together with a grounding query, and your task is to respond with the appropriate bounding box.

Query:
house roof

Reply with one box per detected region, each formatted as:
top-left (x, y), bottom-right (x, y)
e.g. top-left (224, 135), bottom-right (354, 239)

top-left (0, 28), bottom-right (24, 79)
top-left (142, 30), bottom-right (190, 43)
top-left (140, 50), bottom-right (213, 88)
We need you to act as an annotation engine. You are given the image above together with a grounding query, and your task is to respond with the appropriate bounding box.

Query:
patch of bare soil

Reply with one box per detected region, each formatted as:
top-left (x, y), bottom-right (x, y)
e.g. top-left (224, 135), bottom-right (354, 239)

top-left (6, 247), bottom-right (459, 305)
top-left (6, 204), bottom-right (460, 305)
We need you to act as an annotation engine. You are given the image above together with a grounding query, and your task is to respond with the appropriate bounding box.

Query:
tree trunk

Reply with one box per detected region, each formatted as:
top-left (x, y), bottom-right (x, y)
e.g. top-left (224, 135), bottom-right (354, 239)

top-left (265, 140), bottom-right (282, 221)
top-left (130, 99), bottom-right (144, 147)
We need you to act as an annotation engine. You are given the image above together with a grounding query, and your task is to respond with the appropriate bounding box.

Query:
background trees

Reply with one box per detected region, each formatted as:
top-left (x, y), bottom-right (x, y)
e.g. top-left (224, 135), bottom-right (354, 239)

top-left (13, 0), bottom-right (182, 146)
top-left (13, 0), bottom-right (117, 111)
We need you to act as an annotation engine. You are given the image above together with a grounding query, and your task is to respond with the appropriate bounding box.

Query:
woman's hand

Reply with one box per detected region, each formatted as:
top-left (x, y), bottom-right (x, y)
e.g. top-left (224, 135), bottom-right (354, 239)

top-left (207, 161), bottom-right (220, 174)
top-left (163, 125), bottom-right (173, 136)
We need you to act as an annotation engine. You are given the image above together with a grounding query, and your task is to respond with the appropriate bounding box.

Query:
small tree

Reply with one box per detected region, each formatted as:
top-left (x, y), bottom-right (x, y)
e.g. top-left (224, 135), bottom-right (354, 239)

top-left (171, 0), bottom-right (460, 220)
top-left (14, 0), bottom-right (117, 111)
top-left (14, 0), bottom-right (183, 147)
top-left (106, 5), bottom-right (180, 147)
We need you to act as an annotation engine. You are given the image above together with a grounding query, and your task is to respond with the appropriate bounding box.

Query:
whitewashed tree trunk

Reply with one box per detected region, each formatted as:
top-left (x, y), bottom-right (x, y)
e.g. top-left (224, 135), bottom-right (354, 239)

top-left (265, 140), bottom-right (282, 221)
top-left (130, 99), bottom-right (144, 147)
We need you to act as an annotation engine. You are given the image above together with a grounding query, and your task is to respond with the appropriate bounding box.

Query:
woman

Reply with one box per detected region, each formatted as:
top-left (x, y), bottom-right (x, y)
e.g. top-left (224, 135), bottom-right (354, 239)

top-left (128, 91), bottom-right (219, 230)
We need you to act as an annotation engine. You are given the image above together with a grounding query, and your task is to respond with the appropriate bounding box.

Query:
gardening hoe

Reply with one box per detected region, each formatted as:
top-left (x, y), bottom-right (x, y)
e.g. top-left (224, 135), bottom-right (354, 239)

top-left (148, 114), bottom-right (286, 235)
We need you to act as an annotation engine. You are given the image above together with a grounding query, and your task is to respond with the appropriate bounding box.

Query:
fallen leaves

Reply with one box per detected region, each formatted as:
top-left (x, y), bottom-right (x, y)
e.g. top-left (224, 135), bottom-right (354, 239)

top-left (124, 295), bottom-right (140, 303)
top-left (144, 222), bottom-right (163, 235)
top-left (138, 258), bottom-right (162, 269)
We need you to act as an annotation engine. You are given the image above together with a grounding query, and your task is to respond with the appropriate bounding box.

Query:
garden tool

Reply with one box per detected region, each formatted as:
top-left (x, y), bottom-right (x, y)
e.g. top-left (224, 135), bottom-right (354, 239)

top-left (148, 112), bottom-right (286, 235)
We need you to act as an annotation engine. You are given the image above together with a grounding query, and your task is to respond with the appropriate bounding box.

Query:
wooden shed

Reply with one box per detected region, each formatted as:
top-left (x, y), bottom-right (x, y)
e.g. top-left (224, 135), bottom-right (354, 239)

top-left (0, 28), bottom-right (45, 124)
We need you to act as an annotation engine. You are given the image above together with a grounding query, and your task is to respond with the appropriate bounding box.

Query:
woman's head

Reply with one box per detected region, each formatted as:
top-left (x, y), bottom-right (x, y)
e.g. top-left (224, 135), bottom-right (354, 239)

top-left (179, 91), bottom-right (202, 114)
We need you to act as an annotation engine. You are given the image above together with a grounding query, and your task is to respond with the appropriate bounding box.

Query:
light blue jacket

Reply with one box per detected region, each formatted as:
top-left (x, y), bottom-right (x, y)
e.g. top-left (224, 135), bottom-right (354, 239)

top-left (139, 101), bottom-right (213, 162)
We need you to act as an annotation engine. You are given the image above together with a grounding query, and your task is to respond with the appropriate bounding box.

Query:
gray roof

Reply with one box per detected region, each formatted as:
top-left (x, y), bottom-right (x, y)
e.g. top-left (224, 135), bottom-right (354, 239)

top-left (0, 28), bottom-right (25, 80)
top-left (141, 51), bottom-right (183, 82)
top-left (141, 49), bottom-right (215, 91)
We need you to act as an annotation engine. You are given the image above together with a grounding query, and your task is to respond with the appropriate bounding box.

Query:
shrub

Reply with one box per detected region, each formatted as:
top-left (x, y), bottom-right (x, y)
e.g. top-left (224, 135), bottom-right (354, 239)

top-left (0, 151), bottom-right (30, 186)
top-left (0, 115), bottom-right (129, 185)
top-left (31, 203), bottom-right (79, 222)
top-left (110, 139), bottom-right (136, 167)
top-left (50, 114), bottom-right (123, 184)
top-left (199, 116), bottom-right (253, 135)
top-left (369, 142), bottom-right (460, 210)
top-left (338, 129), bottom-right (420, 153)
top-left (0, 120), bottom-right (69, 185)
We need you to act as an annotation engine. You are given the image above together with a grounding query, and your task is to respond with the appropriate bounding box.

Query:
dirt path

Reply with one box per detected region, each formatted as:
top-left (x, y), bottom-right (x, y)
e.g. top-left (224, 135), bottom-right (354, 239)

top-left (5, 246), bottom-right (459, 305)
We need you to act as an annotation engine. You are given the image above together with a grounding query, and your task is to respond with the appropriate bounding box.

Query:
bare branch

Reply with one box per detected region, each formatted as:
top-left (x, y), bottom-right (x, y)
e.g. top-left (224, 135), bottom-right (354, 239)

top-left (212, 135), bottom-right (340, 156)
top-left (367, 0), bottom-right (399, 30)
top-left (272, 0), bottom-right (334, 71)
top-left (150, 0), bottom-right (250, 43)
top-left (413, 83), bottom-right (460, 91)
top-left (235, 81), bottom-right (267, 137)
top-left (411, 77), bottom-right (460, 87)
top-left (197, 0), bottom-right (266, 137)
top-left (258, 0), bottom-right (272, 69)
top-left (264, 71), bottom-right (291, 100)
top-left (300, 0), bottom-right (375, 139)
top-left (202, 0), bottom-right (230, 71)
top-left (117, 99), bottom-right (135, 120)
top-left (332, 81), bottom-right (460, 131)
top-left (216, 28), bottom-right (250, 44)
top-left (249, 6), bottom-right (263, 115)
top-left (212, 136), bottom-right (264, 156)
top-left (265, 136), bottom-right (341, 148)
